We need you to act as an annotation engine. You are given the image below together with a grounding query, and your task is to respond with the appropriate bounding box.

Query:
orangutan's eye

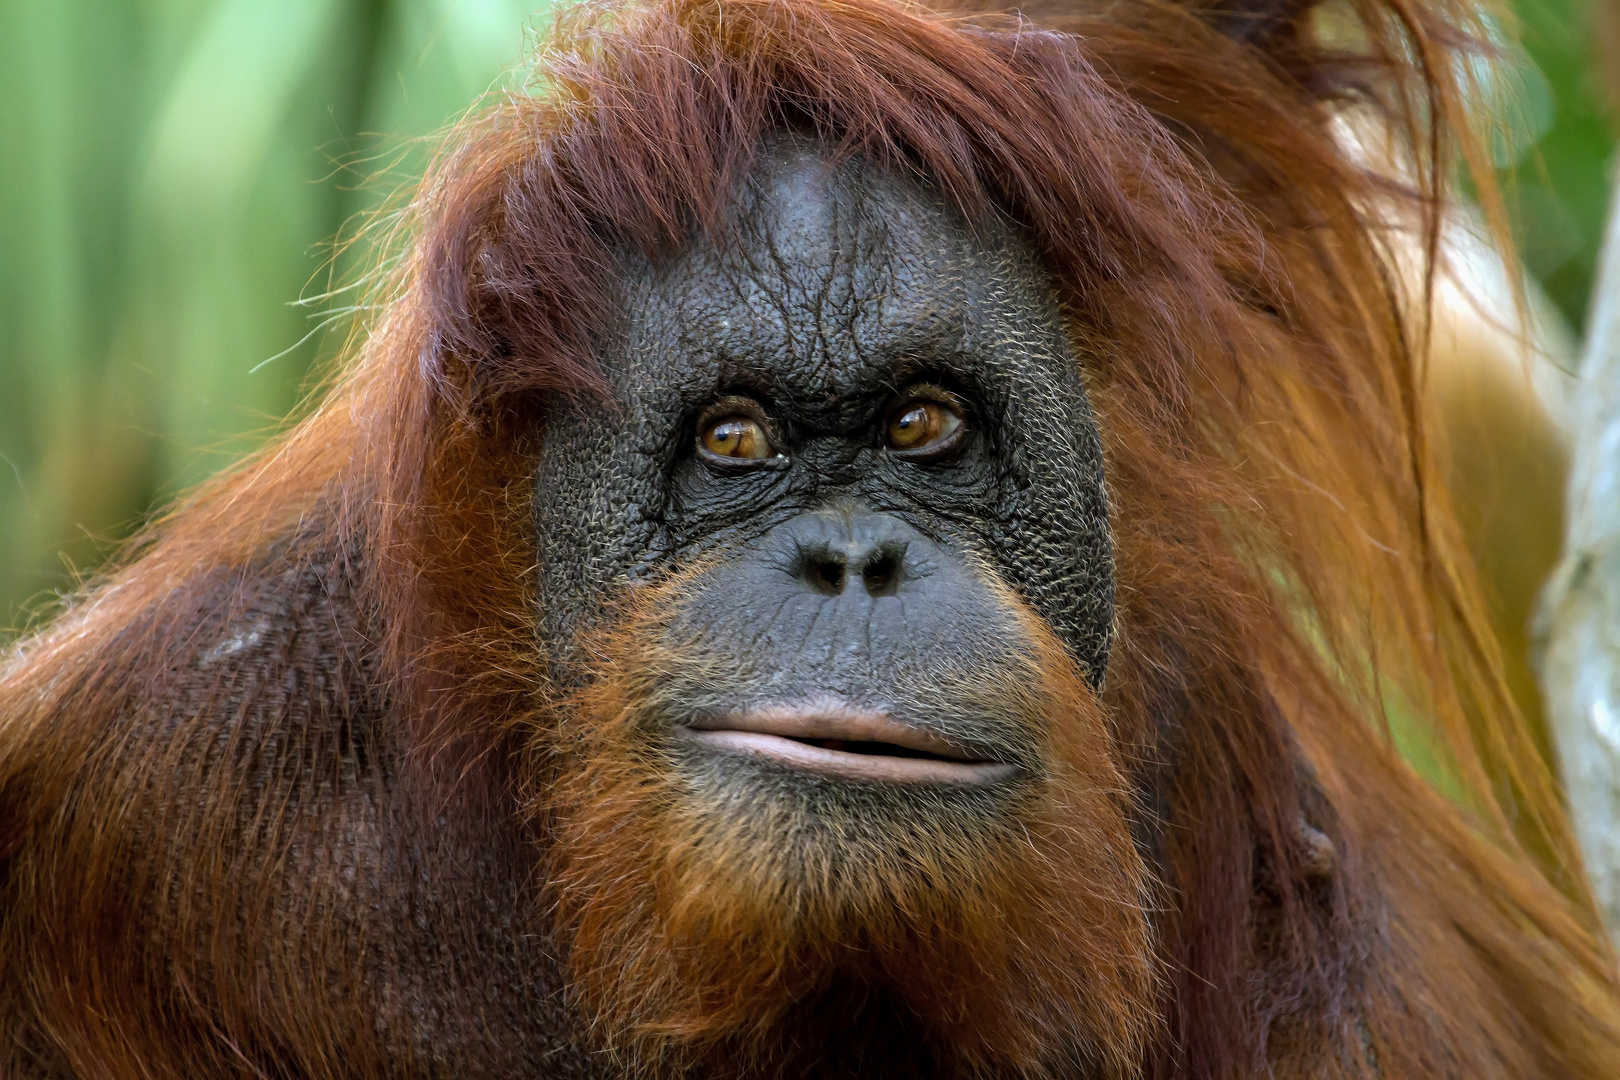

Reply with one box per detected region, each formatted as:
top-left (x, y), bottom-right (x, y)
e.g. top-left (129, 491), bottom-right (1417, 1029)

top-left (697, 398), bottom-right (779, 466)
top-left (885, 388), bottom-right (965, 456)
top-left (702, 416), bottom-right (770, 458)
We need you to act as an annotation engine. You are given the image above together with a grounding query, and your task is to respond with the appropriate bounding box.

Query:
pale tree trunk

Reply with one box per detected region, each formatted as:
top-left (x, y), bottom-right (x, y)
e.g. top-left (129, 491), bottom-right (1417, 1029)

top-left (1539, 165), bottom-right (1620, 938)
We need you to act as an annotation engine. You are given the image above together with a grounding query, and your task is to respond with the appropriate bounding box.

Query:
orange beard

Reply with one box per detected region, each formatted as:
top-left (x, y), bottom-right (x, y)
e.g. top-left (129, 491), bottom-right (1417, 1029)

top-left (532, 586), bottom-right (1158, 1078)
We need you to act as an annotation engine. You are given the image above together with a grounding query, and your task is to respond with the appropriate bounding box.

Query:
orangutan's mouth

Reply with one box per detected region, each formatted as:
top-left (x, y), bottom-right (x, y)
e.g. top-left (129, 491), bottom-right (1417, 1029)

top-left (682, 700), bottom-right (1016, 785)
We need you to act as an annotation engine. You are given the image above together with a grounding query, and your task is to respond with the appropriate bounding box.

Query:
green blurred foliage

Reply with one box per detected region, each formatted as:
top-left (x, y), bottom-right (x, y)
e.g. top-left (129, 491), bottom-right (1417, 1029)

top-left (0, 0), bottom-right (543, 628)
top-left (0, 0), bottom-right (1612, 630)
top-left (1500, 0), bottom-right (1616, 333)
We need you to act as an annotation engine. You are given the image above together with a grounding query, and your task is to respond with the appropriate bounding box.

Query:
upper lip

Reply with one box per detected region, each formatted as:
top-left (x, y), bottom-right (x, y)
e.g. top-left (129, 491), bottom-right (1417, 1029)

top-left (681, 700), bottom-right (1015, 786)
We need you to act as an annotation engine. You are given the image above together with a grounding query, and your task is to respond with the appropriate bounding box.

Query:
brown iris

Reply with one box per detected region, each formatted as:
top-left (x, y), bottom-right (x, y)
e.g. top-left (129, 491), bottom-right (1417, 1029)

top-left (885, 390), bottom-right (964, 455)
top-left (700, 414), bottom-right (772, 460)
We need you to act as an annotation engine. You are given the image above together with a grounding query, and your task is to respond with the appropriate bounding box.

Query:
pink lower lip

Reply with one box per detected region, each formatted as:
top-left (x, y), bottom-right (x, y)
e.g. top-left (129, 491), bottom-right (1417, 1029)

top-left (682, 702), bottom-right (1015, 786)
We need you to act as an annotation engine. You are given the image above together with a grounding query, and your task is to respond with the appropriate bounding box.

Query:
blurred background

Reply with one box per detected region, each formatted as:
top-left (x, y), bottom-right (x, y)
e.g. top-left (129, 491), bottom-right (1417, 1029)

top-left (0, 0), bottom-right (1614, 653)
top-left (0, 0), bottom-right (545, 628)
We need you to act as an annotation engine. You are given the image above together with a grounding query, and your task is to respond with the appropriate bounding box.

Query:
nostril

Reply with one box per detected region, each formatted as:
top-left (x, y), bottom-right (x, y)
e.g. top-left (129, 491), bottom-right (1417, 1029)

top-left (806, 555), bottom-right (846, 596)
top-left (861, 551), bottom-right (901, 597)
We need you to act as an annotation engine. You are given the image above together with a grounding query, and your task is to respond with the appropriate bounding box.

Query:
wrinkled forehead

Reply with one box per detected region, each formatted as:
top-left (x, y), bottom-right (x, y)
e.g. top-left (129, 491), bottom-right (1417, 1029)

top-left (615, 141), bottom-right (1067, 414)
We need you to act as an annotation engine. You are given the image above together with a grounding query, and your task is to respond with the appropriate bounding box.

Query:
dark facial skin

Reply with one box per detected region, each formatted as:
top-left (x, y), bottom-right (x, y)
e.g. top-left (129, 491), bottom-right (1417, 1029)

top-left (535, 139), bottom-right (1114, 811)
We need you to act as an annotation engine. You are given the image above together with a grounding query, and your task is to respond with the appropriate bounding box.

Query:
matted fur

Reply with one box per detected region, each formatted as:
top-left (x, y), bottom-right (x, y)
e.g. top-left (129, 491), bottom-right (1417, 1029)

top-left (1, 0), bottom-right (1618, 1076)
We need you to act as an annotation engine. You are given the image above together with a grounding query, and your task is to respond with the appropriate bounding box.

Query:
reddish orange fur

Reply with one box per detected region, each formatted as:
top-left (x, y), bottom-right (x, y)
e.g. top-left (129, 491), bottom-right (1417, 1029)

top-left (1, 0), bottom-right (1618, 1076)
top-left (540, 575), bottom-right (1155, 1076)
